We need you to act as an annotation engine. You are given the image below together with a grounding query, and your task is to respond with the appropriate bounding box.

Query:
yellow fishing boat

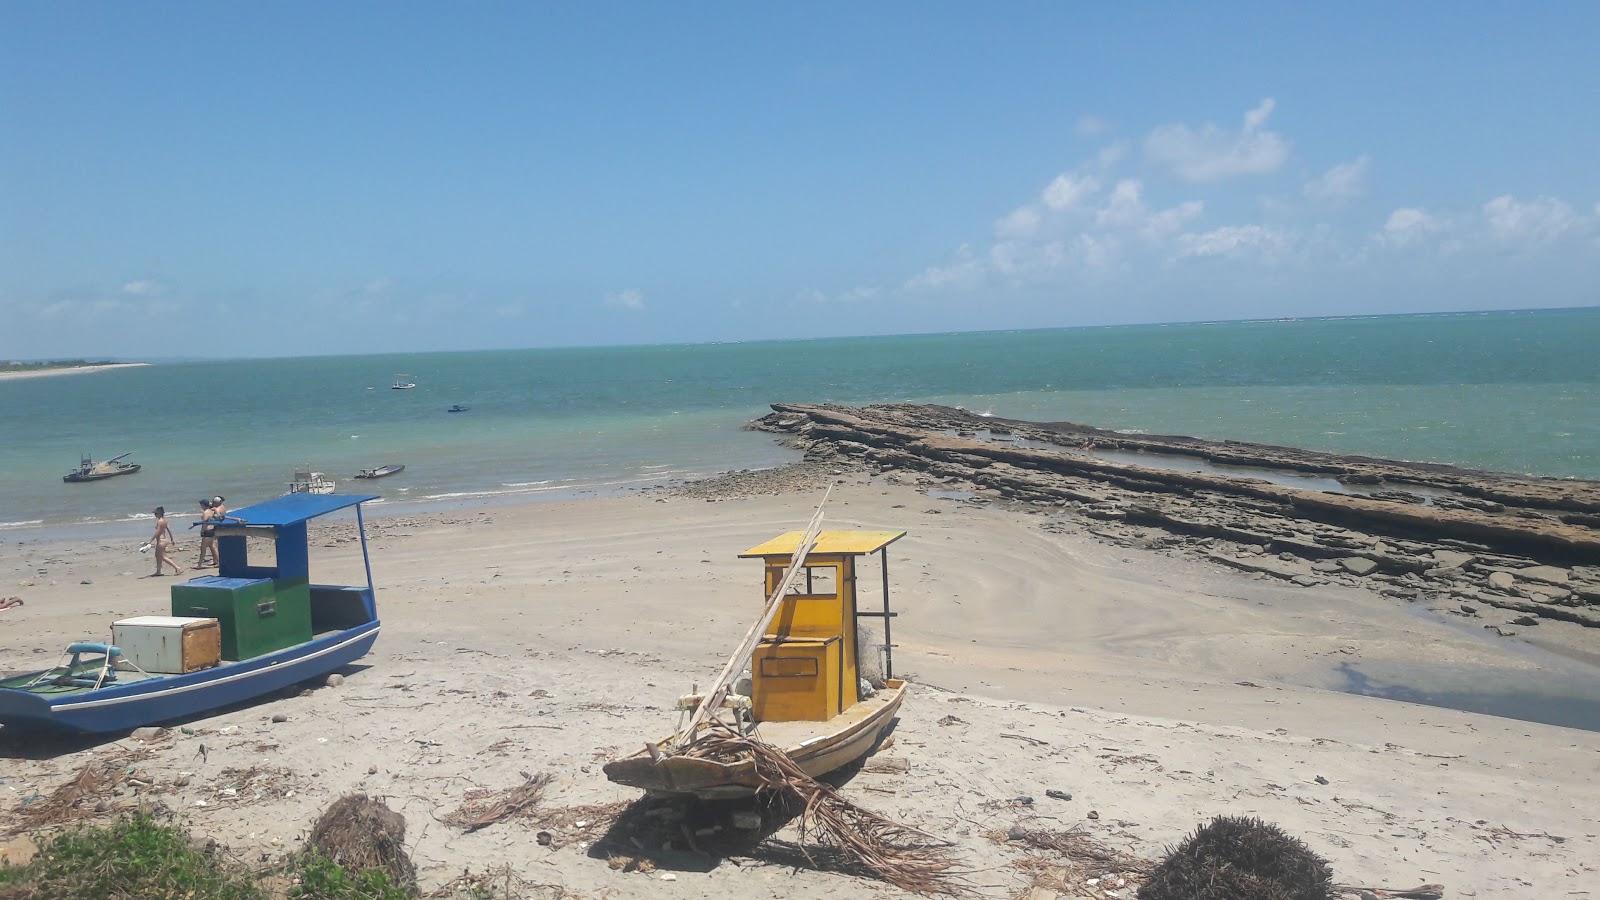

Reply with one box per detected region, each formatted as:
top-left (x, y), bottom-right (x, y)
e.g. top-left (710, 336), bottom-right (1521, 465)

top-left (604, 522), bottom-right (908, 799)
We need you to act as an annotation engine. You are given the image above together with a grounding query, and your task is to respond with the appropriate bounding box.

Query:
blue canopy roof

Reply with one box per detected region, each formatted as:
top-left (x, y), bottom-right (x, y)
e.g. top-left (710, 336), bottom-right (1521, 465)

top-left (225, 493), bottom-right (379, 528)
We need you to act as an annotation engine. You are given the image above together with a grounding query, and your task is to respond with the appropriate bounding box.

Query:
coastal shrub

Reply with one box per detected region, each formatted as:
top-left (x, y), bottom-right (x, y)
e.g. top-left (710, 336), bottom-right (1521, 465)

top-left (1137, 814), bottom-right (1334, 900)
top-left (303, 793), bottom-right (418, 894)
top-left (0, 809), bottom-right (264, 899)
top-left (289, 849), bottom-right (411, 899)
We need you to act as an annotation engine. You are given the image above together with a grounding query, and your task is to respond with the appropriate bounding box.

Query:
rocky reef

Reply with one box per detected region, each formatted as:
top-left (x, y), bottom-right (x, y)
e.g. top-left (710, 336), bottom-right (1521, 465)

top-left (750, 403), bottom-right (1600, 634)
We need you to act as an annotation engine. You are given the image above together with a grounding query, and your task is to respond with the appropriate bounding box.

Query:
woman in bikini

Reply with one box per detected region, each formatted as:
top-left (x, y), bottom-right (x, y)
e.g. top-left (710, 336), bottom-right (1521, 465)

top-left (150, 506), bottom-right (183, 576)
top-left (191, 499), bottom-right (217, 567)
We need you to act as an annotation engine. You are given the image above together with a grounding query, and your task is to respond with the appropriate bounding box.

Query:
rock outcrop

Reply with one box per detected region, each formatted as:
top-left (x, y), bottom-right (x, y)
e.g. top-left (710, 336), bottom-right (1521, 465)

top-left (750, 403), bottom-right (1600, 631)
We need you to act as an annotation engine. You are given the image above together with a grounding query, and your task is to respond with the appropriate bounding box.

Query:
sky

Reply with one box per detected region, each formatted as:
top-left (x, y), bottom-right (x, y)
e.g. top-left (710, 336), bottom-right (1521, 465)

top-left (3, 2), bottom-right (1598, 359)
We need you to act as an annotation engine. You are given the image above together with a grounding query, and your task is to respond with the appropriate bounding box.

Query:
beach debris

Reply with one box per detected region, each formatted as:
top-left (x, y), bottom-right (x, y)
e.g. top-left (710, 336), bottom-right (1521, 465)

top-left (441, 771), bottom-right (552, 833)
top-left (994, 821), bottom-right (1154, 897)
top-left (0, 596), bottom-right (23, 611)
top-left (271, 713), bottom-right (289, 723)
top-left (1137, 815), bottom-right (1333, 900)
top-left (936, 714), bottom-right (968, 726)
top-left (1045, 789), bottom-right (1072, 801)
top-left (4, 749), bottom-right (147, 834)
top-left (305, 793), bottom-right (417, 892)
top-left (863, 757), bottom-right (911, 775)
top-left (1333, 886), bottom-right (1444, 899)
top-left (130, 726), bottom-right (167, 741)
top-left (690, 726), bottom-right (965, 896)
top-left (1314, 776), bottom-right (1330, 785)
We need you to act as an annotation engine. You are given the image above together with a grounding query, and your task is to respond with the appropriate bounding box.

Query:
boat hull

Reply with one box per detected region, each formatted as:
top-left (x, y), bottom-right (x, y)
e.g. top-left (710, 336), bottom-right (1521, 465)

top-left (63, 464), bottom-right (141, 483)
top-left (0, 622), bottom-right (379, 734)
top-left (603, 679), bottom-right (906, 798)
top-left (354, 465), bottom-right (404, 479)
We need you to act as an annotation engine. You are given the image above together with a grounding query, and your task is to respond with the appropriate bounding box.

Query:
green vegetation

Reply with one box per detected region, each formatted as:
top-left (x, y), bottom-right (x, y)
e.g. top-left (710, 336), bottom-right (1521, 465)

top-left (0, 811), bottom-right (416, 900)
top-left (290, 850), bottom-right (411, 900)
top-left (0, 811), bottom-right (262, 899)
top-left (0, 359), bottom-right (117, 372)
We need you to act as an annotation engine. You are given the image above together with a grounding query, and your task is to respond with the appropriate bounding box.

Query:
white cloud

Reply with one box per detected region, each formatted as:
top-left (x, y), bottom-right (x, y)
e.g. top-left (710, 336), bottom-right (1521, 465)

top-left (1304, 155), bottom-right (1371, 205)
top-left (996, 206), bottom-right (1042, 240)
top-left (804, 286), bottom-right (880, 304)
top-left (1042, 173), bottom-right (1100, 211)
top-left (120, 280), bottom-right (162, 296)
top-left (1095, 140), bottom-right (1130, 170)
top-left (1095, 180), bottom-right (1146, 229)
top-left (1144, 98), bottom-right (1290, 182)
top-left (1143, 200), bottom-right (1205, 239)
top-left (603, 288), bottom-right (646, 310)
top-left (1175, 224), bottom-right (1293, 262)
top-left (1379, 207), bottom-right (1440, 247)
top-left (1076, 115), bottom-right (1108, 137)
top-left (905, 245), bottom-right (985, 292)
top-left (1482, 194), bottom-right (1578, 243)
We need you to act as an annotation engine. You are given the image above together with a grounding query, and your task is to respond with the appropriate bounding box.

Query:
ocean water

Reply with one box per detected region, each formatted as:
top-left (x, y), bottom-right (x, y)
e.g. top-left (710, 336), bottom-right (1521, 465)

top-left (2, 306), bottom-right (1597, 537)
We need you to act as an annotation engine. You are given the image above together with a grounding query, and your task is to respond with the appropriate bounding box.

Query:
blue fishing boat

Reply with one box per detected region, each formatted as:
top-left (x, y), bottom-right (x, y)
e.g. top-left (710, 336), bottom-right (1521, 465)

top-left (447, 404), bottom-right (470, 413)
top-left (0, 493), bottom-right (383, 734)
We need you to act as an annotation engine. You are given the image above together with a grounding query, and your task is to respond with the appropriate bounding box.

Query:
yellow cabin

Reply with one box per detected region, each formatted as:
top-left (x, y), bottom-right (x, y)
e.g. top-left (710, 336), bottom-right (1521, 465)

top-left (739, 529), bottom-right (905, 723)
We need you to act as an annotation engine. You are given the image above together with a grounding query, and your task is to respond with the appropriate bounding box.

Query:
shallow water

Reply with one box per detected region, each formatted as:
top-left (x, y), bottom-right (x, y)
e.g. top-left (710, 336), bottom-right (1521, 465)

top-left (1334, 660), bottom-right (1600, 733)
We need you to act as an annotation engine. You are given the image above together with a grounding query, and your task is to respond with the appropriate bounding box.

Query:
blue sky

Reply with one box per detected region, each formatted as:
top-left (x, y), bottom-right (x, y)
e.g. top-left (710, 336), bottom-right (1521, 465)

top-left (3, 2), bottom-right (1597, 359)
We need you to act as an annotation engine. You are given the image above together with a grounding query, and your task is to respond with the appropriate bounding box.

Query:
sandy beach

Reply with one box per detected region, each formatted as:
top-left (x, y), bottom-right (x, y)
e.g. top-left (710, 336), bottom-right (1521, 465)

top-left (2, 470), bottom-right (1597, 897)
top-left (0, 363), bottom-right (150, 381)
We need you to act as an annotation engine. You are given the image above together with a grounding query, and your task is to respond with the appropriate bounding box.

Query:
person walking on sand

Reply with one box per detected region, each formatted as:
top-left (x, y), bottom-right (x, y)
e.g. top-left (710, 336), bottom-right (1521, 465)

top-left (190, 498), bottom-right (217, 567)
top-left (150, 506), bottom-right (183, 576)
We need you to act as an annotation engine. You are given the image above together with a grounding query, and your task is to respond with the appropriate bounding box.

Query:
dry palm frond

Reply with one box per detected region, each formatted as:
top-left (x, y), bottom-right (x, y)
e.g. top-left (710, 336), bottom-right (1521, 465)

top-left (994, 823), bottom-right (1155, 876)
top-left (689, 725), bottom-right (967, 897)
top-left (6, 752), bottom-right (139, 834)
top-left (441, 772), bottom-right (553, 832)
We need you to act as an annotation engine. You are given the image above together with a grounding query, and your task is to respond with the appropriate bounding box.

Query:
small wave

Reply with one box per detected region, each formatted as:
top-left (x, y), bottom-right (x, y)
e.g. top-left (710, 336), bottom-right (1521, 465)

top-left (1112, 428), bottom-right (1148, 435)
top-left (502, 480), bottom-right (553, 487)
top-left (0, 519), bottom-right (44, 529)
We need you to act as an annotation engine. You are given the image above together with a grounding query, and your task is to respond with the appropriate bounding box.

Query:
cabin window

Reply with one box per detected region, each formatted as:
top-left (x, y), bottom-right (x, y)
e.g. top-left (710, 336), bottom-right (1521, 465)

top-left (782, 563), bottom-right (838, 600)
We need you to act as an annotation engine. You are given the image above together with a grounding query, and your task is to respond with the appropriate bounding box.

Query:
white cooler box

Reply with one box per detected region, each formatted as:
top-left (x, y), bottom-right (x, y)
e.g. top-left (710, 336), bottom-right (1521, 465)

top-left (112, 616), bottom-right (222, 674)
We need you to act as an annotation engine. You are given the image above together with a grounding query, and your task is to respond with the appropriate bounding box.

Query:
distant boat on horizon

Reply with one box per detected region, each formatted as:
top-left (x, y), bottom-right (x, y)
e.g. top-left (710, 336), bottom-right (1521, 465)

top-left (447, 404), bottom-right (470, 413)
top-left (391, 374), bottom-right (416, 390)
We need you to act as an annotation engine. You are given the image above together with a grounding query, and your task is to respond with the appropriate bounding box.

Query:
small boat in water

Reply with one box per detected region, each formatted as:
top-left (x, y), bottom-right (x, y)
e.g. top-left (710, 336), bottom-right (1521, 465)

top-left (391, 374), bottom-right (416, 390)
top-left (447, 405), bottom-right (470, 413)
top-left (288, 468), bottom-right (336, 495)
top-left (63, 452), bottom-right (141, 483)
top-left (0, 493), bottom-right (383, 733)
top-left (353, 464), bottom-right (405, 480)
top-left (604, 501), bottom-right (908, 799)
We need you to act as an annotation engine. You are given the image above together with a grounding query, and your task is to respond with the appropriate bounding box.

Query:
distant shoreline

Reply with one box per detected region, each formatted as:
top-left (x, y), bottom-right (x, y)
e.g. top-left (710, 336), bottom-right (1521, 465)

top-left (0, 362), bottom-right (150, 381)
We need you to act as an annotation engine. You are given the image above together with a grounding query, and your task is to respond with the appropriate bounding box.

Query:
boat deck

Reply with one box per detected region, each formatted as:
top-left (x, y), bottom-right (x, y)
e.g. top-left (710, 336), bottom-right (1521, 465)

top-left (748, 689), bottom-right (899, 750)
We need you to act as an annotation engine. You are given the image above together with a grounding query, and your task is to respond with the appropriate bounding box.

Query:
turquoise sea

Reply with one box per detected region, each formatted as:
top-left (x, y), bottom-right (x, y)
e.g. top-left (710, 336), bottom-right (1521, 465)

top-left (3, 307), bottom-right (1598, 538)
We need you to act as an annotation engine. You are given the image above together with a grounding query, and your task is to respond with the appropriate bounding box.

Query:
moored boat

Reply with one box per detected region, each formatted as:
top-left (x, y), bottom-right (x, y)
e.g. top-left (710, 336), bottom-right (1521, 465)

top-left (288, 468), bottom-right (336, 494)
top-left (353, 464), bottom-right (405, 480)
top-left (62, 452), bottom-right (140, 483)
top-left (447, 405), bottom-right (470, 413)
top-left (0, 493), bottom-right (383, 734)
top-left (604, 515), bottom-right (909, 798)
